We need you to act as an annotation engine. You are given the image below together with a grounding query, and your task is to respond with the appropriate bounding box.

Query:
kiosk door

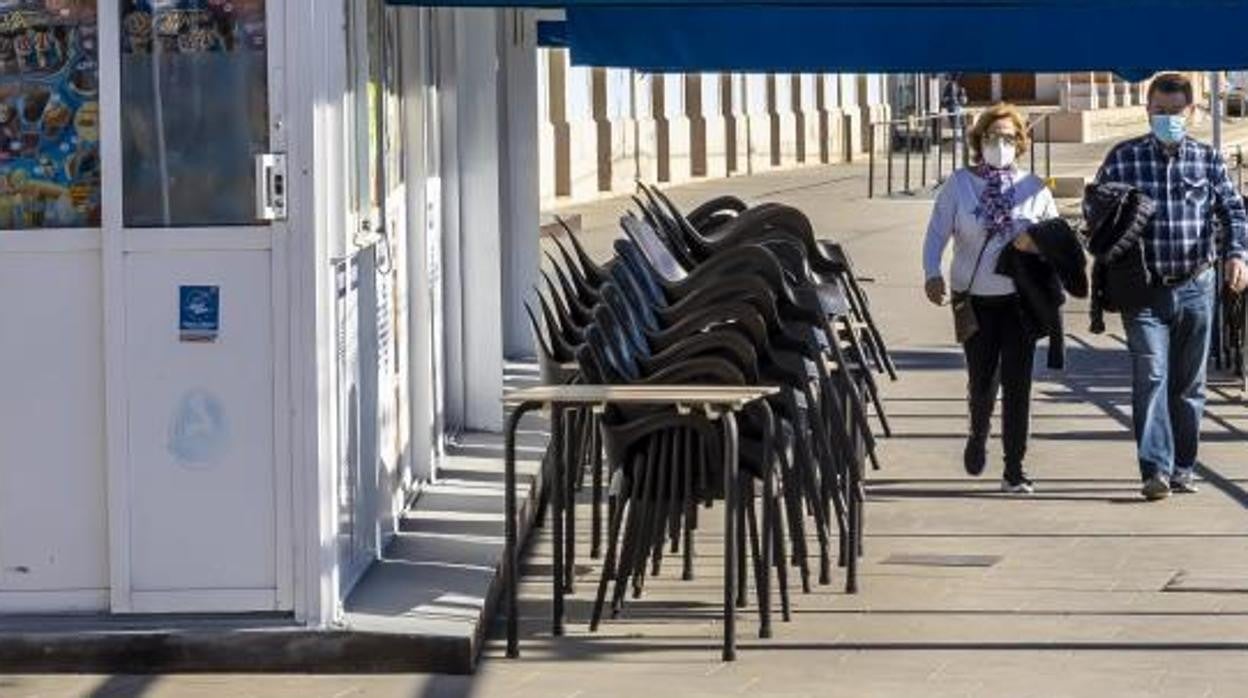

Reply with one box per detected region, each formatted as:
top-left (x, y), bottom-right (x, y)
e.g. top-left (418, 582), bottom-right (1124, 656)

top-left (114, 0), bottom-right (291, 613)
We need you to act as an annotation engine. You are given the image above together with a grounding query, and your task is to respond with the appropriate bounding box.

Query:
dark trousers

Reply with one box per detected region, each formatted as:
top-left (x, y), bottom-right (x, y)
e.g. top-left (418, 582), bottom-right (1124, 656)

top-left (962, 294), bottom-right (1038, 477)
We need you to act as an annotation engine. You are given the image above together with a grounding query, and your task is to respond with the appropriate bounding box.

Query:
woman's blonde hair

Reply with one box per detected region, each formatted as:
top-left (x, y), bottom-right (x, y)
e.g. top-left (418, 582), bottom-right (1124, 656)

top-left (968, 102), bottom-right (1030, 164)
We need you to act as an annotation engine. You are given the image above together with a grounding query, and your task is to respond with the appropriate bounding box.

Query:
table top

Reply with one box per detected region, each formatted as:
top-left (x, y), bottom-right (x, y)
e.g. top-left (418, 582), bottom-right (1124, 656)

top-left (503, 384), bottom-right (779, 409)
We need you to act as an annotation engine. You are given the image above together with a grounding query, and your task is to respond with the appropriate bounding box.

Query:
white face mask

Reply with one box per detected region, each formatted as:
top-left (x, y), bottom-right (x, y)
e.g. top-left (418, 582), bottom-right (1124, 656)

top-left (983, 141), bottom-right (1016, 169)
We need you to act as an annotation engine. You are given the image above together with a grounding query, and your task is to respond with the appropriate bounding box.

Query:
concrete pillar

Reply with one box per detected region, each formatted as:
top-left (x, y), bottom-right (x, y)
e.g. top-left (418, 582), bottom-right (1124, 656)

top-left (546, 49), bottom-right (596, 201)
top-left (795, 74), bottom-right (820, 165)
top-left (743, 73), bottom-right (773, 173)
top-left (723, 73), bottom-right (748, 176)
top-left (769, 74), bottom-right (799, 168)
top-left (655, 73), bottom-right (692, 184)
top-left (990, 73), bottom-right (1003, 103)
top-left (689, 73), bottom-right (728, 179)
top-left (840, 73), bottom-right (864, 160)
top-left (634, 72), bottom-right (659, 184)
top-left (499, 9), bottom-right (540, 361)
top-left (450, 8), bottom-right (503, 431)
top-left (594, 67), bottom-right (634, 193)
top-left (1097, 72), bottom-right (1116, 108)
top-left (818, 73), bottom-right (845, 163)
top-left (1061, 72), bottom-right (1098, 111)
top-left (1036, 73), bottom-right (1060, 104)
top-left (538, 51), bottom-right (556, 209)
top-left (857, 74), bottom-right (889, 159)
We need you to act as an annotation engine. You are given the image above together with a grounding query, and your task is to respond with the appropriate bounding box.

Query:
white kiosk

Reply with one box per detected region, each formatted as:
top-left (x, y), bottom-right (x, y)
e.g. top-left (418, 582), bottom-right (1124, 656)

top-left (0, 0), bottom-right (537, 630)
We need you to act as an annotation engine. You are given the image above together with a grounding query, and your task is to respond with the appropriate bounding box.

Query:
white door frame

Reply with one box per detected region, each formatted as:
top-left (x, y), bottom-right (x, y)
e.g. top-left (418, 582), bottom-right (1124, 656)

top-left (99, 0), bottom-right (293, 614)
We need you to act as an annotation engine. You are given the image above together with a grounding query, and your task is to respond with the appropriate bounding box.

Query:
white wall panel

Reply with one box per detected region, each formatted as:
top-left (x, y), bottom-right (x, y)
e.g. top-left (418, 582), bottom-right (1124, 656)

top-left (0, 251), bottom-right (108, 610)
top-left (124, 251), bottom-right (276, 604)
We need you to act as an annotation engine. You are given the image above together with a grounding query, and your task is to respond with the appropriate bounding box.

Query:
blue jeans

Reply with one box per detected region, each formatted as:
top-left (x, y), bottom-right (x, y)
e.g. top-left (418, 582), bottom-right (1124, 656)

top-left (1122, 269), bottom-right (1215, 482)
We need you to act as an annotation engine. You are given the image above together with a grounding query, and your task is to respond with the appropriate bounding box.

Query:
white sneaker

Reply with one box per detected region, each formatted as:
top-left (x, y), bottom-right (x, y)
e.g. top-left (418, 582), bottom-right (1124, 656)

top-left (1001, 475), bottom-right (1035, 495)
top-left (1170, 470), bottom-right (1199, 494)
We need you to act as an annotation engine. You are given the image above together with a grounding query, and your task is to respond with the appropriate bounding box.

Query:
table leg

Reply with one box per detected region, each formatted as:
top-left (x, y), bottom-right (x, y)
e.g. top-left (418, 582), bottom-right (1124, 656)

top-left (565, 409), bottom-right (577, 594)
top-left (846, 394), bottom-right (860, 595)
top-left (505, 402), bottom-right (538, 659)
top-left (591, 413), bottom-right (603, 559)
top-left (552, 406), bottom-right (566, 636)
top-left (722, 409), bottom-right (739, 662)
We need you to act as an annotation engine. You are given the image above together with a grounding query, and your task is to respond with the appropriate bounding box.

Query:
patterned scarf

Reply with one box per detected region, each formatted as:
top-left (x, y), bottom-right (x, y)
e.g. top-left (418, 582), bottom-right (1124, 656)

top-left (975, 164), bottom-right (1016, 239)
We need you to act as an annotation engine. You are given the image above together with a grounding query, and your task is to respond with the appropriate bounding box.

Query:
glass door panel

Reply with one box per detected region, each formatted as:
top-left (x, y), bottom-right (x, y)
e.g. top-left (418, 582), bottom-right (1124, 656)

top-left (119, 0), bottom-right (268, 227)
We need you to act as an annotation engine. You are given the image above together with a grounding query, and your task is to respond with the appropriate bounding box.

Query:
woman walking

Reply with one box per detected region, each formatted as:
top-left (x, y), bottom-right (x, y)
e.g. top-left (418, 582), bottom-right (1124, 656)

top-left (922, 102), bottom-right (1059, 494)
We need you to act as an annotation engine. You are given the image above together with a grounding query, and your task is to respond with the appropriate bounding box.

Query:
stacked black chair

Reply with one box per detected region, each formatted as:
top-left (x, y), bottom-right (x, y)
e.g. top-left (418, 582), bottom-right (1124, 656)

top-left (526, 184), bottom-right (895, 644)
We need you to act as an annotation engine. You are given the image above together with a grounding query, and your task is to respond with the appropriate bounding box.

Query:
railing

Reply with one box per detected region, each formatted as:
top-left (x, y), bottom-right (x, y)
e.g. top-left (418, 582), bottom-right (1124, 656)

top-left (867, 110), bottom-right (1054, 199)
top-left (1212, 145), bottom-right (1247, 385)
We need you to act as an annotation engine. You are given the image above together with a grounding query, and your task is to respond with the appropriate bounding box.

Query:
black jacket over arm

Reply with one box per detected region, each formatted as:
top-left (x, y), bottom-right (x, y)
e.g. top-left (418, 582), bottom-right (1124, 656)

top-left (1081, 182), bottom-right (1156, 332)
top-left (995, 218), bottom-right (1089, 370)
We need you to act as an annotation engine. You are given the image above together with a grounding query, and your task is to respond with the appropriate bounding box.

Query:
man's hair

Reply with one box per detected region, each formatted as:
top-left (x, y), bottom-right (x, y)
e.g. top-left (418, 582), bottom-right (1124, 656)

top-left (1147, 72), bottom-right (1193, 106)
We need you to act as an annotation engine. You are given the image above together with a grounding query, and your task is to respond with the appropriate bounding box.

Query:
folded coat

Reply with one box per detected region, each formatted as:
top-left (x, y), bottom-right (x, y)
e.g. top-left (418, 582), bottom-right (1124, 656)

top-left (994, 217), bottom-right (1089, 369)
top-left (1081, 182), bottom-right (1156, 333)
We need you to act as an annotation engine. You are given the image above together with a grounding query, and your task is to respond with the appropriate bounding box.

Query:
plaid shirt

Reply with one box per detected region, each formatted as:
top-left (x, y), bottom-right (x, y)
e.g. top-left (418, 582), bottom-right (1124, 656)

top-left (1091, 134), bottom-right (1248, 279)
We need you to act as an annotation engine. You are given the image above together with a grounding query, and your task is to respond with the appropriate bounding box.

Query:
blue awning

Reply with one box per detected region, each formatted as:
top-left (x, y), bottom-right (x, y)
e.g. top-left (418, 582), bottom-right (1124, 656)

top-left (390, 0), bottom-right (1248, 75)
top-left (558, 3), bottom-right (1248, 73)
top-left (537, 19), bottom-right (568, 48)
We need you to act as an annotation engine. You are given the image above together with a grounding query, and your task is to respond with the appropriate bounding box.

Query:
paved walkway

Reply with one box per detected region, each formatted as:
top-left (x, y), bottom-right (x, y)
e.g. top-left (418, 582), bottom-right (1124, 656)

top-left (6, 140), bottom-right (1248, 697)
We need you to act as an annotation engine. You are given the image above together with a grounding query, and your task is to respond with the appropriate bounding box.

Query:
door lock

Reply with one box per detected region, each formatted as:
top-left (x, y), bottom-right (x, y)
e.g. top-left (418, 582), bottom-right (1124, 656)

top-left (256, 153), bottom-right (288, 221)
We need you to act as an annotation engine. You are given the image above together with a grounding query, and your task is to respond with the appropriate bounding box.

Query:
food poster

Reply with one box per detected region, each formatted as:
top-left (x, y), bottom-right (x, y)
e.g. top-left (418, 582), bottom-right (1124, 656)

top-left (121, 0), bottom-right (265, 55)
top-left (120, 0), bottom-right (267, 227)
top-left (0, 1), bottom-right (100, 229)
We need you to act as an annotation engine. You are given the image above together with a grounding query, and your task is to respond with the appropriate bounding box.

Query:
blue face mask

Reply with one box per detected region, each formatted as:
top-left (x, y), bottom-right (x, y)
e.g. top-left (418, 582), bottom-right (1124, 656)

top-left (1150, 114), bottom-right (1187, 144)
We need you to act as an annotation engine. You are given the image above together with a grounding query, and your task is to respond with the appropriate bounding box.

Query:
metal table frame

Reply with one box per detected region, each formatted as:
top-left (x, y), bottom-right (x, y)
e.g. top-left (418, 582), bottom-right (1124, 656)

top-left (503, 384), bottom-right (778, 662)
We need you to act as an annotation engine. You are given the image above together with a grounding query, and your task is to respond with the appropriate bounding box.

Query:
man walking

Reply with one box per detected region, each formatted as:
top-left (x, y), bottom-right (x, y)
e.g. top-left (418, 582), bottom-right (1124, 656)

top-left (941, 74), bottom-right (968, 165)
top-left (1090, 72), bottom-right (1248, 501)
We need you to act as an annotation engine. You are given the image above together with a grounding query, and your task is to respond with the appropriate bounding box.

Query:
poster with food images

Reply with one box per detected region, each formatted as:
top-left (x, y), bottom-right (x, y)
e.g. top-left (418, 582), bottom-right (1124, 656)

top-left (121, 0), bottom-right (266, 56)
top-left (0, 0), bottom-right (99, 229)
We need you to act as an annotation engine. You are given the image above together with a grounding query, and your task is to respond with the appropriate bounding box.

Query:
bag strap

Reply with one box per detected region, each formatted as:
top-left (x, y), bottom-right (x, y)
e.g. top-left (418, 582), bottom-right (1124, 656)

top-left (957, 235), bottom-right (992, 294)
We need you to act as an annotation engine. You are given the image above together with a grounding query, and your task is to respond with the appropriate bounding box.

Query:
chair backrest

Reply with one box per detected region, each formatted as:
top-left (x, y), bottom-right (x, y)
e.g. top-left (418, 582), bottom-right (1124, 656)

top-left (551, 235), bottom-right (601, 299)
top-left (607, 262), bottom-right (661, 331)
top-left (523, 299), bottom-right (555, 360)
top-left (651, 186), bottom-right (722, 257)
top-left (536, 289), bottom-right (579, 361)
top-left (526, 300), bottom-right (579, 384)
top-left (599, 283), bottom-right (651, 356)
top-left (557, 217), bottom-right (609, 287)
top-left (637, 186), bottom-right (699, 268)
top-left (583, 324), bottom-right (641, 383)
top-left (545, 252), bottom-right (593, 325)
top-left (613, 238), bottom-right (667, 306)
top-left (620, 213), bottom-right (688, 284)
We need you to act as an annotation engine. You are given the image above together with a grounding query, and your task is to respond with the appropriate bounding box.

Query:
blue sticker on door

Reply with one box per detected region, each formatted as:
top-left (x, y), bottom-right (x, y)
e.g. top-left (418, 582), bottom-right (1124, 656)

top-left (179, 285), bottom-right (219, 342)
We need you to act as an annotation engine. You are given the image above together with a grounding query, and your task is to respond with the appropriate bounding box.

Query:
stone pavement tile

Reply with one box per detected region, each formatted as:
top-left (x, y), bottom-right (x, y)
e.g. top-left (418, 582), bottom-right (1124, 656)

top-left (0, 675), bottom-right (466, 698)
top-left (0, 675), bottom-right (101, 698)
top-left (508, 161), bottom-right (1248, 694)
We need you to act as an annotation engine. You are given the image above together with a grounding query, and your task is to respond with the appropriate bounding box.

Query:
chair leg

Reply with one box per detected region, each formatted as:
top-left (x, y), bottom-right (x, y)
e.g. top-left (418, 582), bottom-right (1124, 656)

top-left (563, 410), bottom-right (577, 594)
top-left (590, 415), bottom-right (604, 559)
top-left (771, 487), bottom-right (791, 622)
top-left (612, 449), bottom-right (652, 616)
top-left (681, 430), bottom-right (696, 581)
top-left (736, 471), bottom-right (748, 609)
top-left (591, 485), bottom-right (630, 631)
top-left (746, 479), bottom-right (769, 638)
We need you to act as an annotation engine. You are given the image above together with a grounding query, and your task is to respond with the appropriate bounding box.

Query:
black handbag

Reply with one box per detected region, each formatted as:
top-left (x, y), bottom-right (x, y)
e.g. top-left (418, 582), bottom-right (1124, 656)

top-left (952, 237), bottom-right (992, 344)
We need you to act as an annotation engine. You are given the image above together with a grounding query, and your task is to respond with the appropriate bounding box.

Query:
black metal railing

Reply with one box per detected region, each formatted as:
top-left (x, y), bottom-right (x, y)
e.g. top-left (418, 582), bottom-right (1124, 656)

top-left (1212, 145), bottom-right (1247, 385)
top-left (867, 110), bottom-right (1054, 199)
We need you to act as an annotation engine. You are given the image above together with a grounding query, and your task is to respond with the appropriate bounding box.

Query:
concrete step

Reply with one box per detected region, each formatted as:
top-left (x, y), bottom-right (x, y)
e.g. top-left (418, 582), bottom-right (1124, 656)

top-left (0, 428), bottom-right (549, 675)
